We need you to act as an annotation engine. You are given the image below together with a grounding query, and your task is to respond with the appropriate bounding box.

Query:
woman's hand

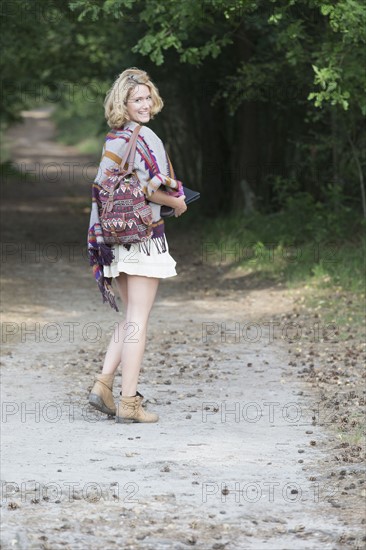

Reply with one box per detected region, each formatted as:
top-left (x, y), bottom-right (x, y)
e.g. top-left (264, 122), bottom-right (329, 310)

top-left (174, 195), bottom-right (187, 217)
top-left (147, 188), bottom-right (187, 216)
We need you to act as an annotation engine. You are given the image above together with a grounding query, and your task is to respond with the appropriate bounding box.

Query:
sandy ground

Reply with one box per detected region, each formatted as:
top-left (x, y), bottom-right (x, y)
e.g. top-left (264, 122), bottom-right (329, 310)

top-left (0, 109), bottom-right (364, 549)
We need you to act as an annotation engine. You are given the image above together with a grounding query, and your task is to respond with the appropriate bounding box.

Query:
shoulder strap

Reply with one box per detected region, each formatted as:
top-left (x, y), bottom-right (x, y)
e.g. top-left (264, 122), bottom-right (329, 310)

top-left (120, 125), bottom-right (141, 175)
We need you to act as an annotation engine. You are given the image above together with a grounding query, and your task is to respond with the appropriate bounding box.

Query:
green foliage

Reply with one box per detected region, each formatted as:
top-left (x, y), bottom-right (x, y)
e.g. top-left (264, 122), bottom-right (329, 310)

top-left (2, 0), bottom-right (365, 222)
top-left (0, 0), bottom-right (133, 123)
top-left (201, 195), bottom-right (365, 293)
top-left (308, 65), bottom-right (350, 110)
top-left (68, 0), bottom-right (257, 65)
top-left (69, 0), bottom-right (136, 21)
top-left (4, 0), bottom-right (366, 118)
top-left (309, 0), bottom-right (366, 114)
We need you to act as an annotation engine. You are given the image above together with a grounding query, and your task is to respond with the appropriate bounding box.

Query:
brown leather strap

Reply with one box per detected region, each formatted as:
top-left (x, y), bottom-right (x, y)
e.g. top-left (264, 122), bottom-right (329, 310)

top-left (120, 125), bottom-right (141, 175)
top-left (127, 128), bottom-right (140, 174)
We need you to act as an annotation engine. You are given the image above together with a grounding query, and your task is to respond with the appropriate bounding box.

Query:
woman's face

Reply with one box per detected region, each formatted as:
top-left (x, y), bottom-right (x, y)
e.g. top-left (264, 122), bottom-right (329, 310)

top-left (126, 84), bottom-right (153, 124)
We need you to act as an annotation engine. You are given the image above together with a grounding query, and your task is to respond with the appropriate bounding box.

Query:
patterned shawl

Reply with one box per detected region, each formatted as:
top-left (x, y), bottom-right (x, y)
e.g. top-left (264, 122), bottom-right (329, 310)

top-left (88, 121), bottom-right (183, 311)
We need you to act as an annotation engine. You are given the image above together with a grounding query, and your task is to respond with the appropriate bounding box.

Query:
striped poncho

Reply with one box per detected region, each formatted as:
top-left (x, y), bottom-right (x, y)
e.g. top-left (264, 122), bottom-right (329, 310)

top-left (88, 120), bottom-right (183, 311)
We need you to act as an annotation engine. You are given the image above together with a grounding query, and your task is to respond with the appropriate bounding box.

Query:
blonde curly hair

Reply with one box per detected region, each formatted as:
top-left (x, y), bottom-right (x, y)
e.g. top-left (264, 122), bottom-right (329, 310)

top-left (104, 67), bottom-right (164, 128)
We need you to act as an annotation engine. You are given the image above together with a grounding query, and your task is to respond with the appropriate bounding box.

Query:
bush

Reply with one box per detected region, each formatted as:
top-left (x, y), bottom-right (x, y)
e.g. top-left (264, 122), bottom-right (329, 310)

top-left (201, 188), bottom-right (365, 292)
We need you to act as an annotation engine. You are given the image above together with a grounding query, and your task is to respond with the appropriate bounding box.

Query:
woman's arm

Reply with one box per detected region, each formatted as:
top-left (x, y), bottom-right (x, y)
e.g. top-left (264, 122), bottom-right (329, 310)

top-left (148, 188), bottom-right (187, 217)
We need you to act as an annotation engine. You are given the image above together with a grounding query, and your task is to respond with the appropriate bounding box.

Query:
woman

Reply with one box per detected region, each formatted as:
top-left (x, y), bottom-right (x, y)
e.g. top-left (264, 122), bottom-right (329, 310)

top-left (87, 68), bottom-right (187, 424)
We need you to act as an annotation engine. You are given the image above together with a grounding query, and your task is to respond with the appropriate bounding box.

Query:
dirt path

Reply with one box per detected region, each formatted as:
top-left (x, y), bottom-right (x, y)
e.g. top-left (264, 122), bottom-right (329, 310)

top-left (0, 109), bottom-right (363, 549)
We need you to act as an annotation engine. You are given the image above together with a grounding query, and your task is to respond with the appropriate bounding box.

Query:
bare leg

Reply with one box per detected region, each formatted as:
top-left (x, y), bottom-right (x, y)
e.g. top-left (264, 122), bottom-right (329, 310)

top-left (121, 275), bottom-right (159, 396)
top-left (101, 273), bottom-right (128, 375)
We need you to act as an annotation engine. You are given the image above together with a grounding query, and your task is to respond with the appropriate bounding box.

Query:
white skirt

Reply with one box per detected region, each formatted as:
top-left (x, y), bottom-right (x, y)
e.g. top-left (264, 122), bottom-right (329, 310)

top-left (103, 234), bottom-right (177, 279)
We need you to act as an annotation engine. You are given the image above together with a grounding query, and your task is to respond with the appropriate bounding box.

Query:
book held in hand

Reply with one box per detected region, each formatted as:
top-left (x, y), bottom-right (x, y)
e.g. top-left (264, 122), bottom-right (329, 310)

top-left (160, 186), bottom-right (201, 218)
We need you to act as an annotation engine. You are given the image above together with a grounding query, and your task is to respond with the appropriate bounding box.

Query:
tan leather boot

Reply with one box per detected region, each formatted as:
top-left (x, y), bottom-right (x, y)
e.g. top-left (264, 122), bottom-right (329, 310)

top-left (89, 374), bottom-right (116, 416)
top-left (116, 391), bottom-right (159, 423)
